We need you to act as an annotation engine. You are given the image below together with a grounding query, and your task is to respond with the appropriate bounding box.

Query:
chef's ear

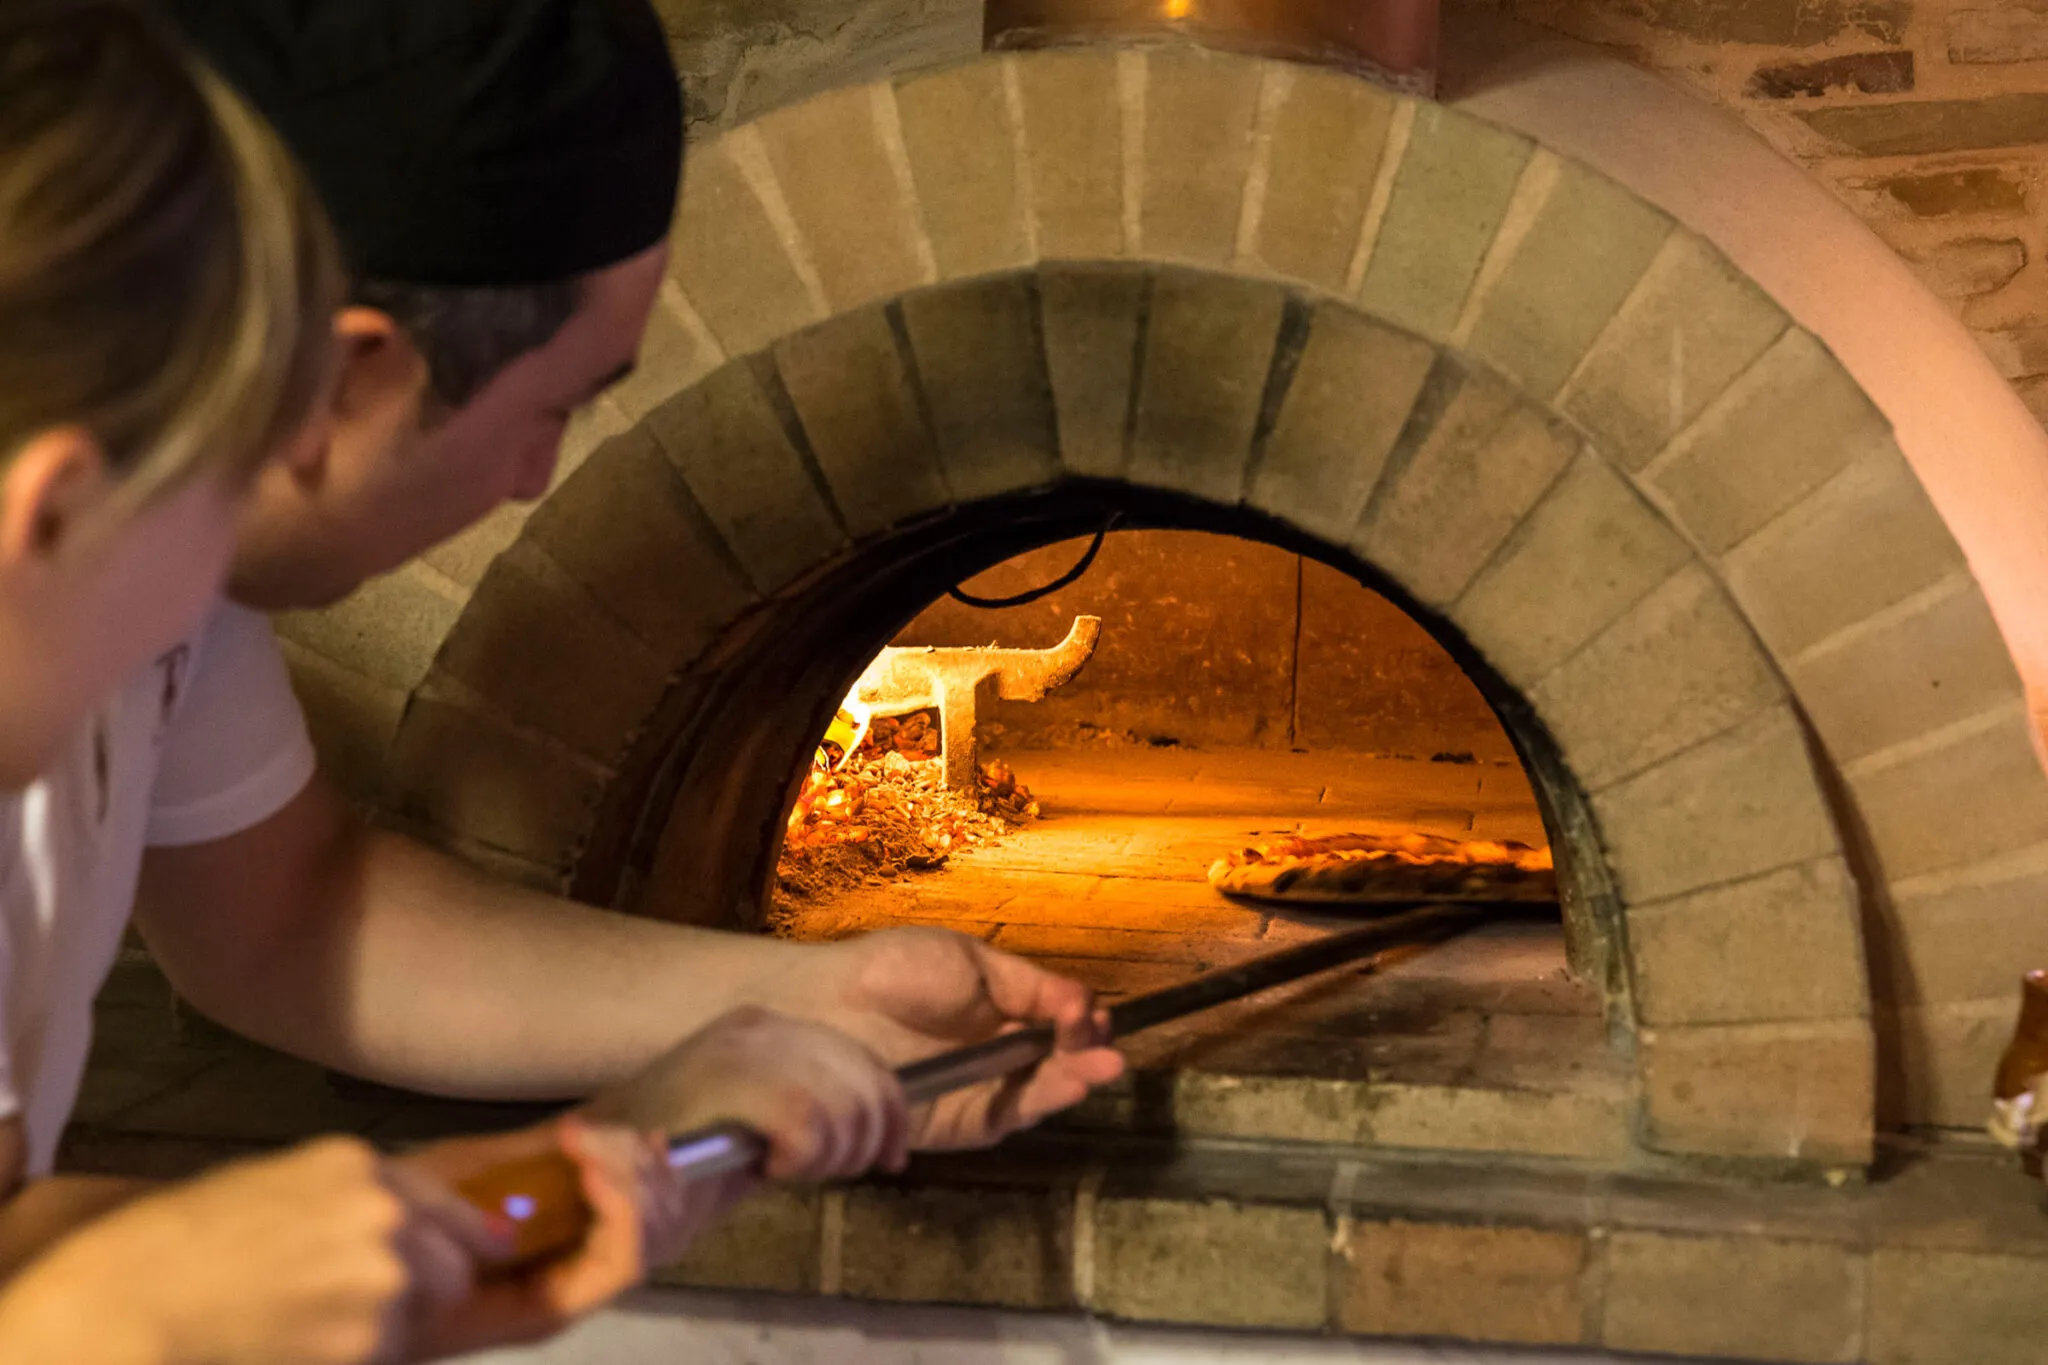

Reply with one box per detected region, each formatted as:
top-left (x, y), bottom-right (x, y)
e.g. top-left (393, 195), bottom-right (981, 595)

top-left (331, 306), bottom-right (430, 424)
top-left (0, 426), bottom-right (110, 568)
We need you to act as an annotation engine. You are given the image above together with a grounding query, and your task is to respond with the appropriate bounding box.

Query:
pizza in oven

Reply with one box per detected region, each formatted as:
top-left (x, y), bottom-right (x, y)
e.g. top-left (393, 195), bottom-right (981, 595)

top-left (1208, 831), bottom-right (1556, 905)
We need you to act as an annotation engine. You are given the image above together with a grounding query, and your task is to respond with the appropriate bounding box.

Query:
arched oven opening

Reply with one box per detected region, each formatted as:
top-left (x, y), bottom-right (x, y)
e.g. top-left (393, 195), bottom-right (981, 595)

top-left (594, 489), bottom-right (1632, 1162)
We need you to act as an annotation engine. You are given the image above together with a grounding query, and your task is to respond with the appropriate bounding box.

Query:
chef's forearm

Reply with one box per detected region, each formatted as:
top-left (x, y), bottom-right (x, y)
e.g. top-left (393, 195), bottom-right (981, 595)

top-left (309, 828), bottom-right (834, 1097)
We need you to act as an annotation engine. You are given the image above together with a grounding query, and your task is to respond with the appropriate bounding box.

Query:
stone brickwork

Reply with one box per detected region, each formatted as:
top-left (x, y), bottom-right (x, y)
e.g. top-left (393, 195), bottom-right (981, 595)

top-left (276, 50), bottom-right (2048, 1160)
top-left (641, 1134), bottom-right (2048, 1365)
top-left (70, 953), bottom-right (2048, 1365)
top-left (653, 0), bottom-right (2048, 439)
top-left (1477, 0), bottom-right (2048, 430)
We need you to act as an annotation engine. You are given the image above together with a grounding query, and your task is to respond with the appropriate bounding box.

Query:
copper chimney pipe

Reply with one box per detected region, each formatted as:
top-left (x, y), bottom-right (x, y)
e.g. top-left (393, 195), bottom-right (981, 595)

top-left (985, 0), bottom-right (1439, 95)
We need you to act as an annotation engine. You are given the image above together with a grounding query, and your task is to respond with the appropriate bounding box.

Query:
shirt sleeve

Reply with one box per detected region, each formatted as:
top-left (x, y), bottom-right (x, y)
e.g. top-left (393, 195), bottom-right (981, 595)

top-left (146, 603), bottom-right (318, 848)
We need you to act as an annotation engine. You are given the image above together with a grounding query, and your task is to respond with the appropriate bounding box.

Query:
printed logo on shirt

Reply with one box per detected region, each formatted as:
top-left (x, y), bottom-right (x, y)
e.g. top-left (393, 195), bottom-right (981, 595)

top-left (153, 645), bottom-right (191, 745)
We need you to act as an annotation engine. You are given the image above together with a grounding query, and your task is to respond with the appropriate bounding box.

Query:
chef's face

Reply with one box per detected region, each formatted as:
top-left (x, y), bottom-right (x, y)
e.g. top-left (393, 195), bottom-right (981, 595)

top-left (227, 242), bottom-right (667, 610)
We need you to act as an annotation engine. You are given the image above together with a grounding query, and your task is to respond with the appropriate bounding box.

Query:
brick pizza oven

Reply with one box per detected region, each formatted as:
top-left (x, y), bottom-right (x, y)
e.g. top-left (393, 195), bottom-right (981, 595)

top-left (276, 19), bottom-right (2048, 1363)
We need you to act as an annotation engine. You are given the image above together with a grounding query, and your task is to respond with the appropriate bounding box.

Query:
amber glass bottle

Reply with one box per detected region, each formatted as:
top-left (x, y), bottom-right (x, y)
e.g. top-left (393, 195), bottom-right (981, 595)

top-left (1993, 970), bottom-right (2048, 1175)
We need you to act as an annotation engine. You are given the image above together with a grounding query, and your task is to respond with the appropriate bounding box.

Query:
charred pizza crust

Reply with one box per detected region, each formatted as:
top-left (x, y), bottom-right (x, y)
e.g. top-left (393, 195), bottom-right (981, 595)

top-left (1208, 831), bottom-right (1556, 905)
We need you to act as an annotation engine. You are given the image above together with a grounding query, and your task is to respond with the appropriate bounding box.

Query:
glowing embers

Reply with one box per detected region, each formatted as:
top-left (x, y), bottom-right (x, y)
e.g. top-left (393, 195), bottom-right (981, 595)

top-left (778, 713), bottom-right (1044, 908)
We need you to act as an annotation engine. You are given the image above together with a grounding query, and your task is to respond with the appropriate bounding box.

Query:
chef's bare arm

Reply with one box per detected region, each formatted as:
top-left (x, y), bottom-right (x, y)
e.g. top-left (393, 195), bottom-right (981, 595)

top-left (133, 773), bottom-right (826, 1101)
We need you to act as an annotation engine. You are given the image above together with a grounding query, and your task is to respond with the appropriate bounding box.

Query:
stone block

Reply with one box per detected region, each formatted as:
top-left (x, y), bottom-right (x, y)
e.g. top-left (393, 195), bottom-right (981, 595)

top-left (1128, 270), bottom-right (1286, 504)
top-left (900, 274), bottom-right (1062, 499)
top-left (1038, 263), bottom-right (1147, 478)
top-left (1137, 47), bottom-right (1260, 266)
top-left (1090, 1196), bottom-right (1328, 1328)
top-left (1802, 94), bottom-right (2048, 157)
top-left (1358, 104), bottom-right (1532, 341)
top-left (1980, 320), bottom-right (2048, 379)
top-left (1162, 1074), bottom-right (1374, 1144)
top-left (1868, 1246), bottom-right (2040, 1364)
top-left (277, 640), bottom-right (405, 805)
top-left (1531, 564), bottom-right (1781, 791)
top-left (1791, 579), bottom-right (2025, 767)
top-left (758, 84), bottom-right (930, 312)
top-left (774, 307), bottom-right (949, 538)
top-left (1355, 370), bottom-right (1578, 610)
top-left (1950, 6), bottom-right (2048, 63)
top-left (520, 428), bottom-right (758, 668)
top-left (1853, 167), bottom-right (2028, 219)
top-left (1748, 50), bottom-right (1913, 98)
top-left (1560, 231), bottom-right (1788, 471)
top-left (1249, 66), bottom-right (1393, 293)
top-left (1621, 0), bottom-right (1905, 43)
top-left (1628, 857), bottom-right (1869, 1027)
top-left (668, 131), bottom-right (822, 357)
top-left (1865, 1142), bottom-right (2048, 1255)
top-left (642, 360), bottom-right (846, 594)
top-left (1647, 327), bottom-right (1892, 555)
top-left (1891, 848), bottom-right (2048, 1004)
top-left (655, 1187), bottom-right (820, 1293)
top-left (421, 502), bottom-right (529, 591)
top-left (1463, 159), bottom-right (1674, 400)
top-left (1721, 443), bottom-right (1965, 659)
top-left (2016, 374), bottom-right (2048, 424)
top-left (1847, 704), bottom-right (2048, 884)
top-left (1891, 998), bottom-right (2014, 1128)
top-left (894, 60), bottom-right (1031, 280)
top-left (1247, 306), bottom-right (1434, 543)
top-left (273, 568), bottom-right (464, 693)
top-left (432, 545), bottom-right (671, 766)
top-left (1907, 236), bottom-right (2027, 301)
top-left (1014, 51), bottom-right (1125, 259)
top-left (841, 1184), bottom-right (1074, 1308)
top-left (1451, 450), bottom-right (1692, 689)
top-left (1603, 1231), bottom-right (1863, 1362)
top-left (1368, 1083), bottom-right (1633, 1162)
top-left (387, 691), bottom-right (609, 867)
top-left (1592, 706), bottom-right (1840, 905)
top-left (1638, 1018), bottom-right (1874, 1164)
top-left (1339, 1219), bottom-right (1590, 1345)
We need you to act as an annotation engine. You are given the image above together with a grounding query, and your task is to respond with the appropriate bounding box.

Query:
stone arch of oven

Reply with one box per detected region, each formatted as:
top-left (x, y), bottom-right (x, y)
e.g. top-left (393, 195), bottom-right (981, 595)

top-left (276, 46), bottom-right (2048, 1167)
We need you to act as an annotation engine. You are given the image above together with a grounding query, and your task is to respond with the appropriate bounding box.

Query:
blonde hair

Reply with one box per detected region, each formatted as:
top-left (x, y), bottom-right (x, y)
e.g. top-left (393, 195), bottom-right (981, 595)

top-left (0, 2), bottom-right (342, 510)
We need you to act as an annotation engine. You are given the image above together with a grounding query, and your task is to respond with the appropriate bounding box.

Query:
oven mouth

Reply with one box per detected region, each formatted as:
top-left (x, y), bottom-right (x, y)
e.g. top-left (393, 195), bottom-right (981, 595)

top-left (600, 503), bottom-right (1634, 1165)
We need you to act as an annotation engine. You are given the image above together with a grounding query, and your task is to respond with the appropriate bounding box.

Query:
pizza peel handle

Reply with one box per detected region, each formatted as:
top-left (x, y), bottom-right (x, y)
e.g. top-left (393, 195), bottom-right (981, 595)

top-left (458, 900), bottom-right (1485, 1274)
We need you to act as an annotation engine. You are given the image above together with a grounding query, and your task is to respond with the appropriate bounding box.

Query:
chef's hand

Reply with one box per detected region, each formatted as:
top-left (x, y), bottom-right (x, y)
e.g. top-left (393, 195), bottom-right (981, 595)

top-left (790, 926), bottom-right (1126, 1150)
top-left (584, 1004), bottom-right (912, 1184)
top-left (396, 1116), bottom-right (726, 1360)
top-left (0, 1135), bottom-right (506, 1365)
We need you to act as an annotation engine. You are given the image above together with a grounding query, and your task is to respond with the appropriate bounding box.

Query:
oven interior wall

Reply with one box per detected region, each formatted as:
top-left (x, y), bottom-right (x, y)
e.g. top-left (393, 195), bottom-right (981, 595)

top-left (895, 530), bottom-right (1518, 761)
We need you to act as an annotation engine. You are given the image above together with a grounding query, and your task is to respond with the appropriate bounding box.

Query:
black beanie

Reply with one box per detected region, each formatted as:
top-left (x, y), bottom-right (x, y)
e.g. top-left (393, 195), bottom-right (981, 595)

top-left (167, 0), bottom-right (683, 287)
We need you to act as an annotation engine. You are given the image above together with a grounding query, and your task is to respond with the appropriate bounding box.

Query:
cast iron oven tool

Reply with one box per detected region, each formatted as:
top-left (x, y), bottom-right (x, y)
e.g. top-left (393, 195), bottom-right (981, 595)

top-left (458, 899), bottom-right (1491, 1269)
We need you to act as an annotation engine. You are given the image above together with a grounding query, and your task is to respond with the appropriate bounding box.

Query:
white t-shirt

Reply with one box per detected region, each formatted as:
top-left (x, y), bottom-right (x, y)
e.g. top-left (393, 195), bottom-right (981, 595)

top-left (0, 603), bottom-right (315, 1175)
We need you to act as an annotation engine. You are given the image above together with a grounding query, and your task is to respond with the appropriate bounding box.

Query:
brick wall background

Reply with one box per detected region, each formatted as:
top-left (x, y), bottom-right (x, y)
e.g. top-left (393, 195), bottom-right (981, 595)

top-left (1487, 0), bottom-right (2048, 426)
